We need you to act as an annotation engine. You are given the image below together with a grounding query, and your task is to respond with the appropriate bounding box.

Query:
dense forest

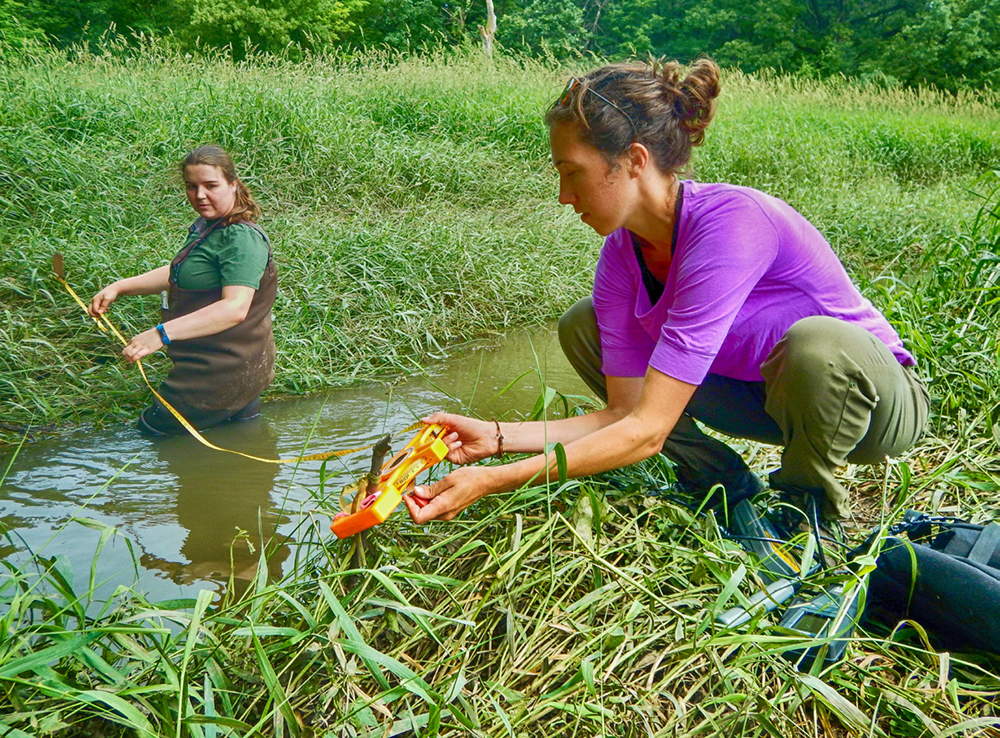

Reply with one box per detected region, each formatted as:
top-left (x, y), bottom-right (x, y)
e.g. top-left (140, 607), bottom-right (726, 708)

top-left (1, 0), bottom-right (997, 92)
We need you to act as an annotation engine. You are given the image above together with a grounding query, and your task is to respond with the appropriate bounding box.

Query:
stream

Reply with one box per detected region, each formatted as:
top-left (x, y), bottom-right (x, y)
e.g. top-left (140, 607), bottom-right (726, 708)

top-left (0, 325), bottom-right (588, 602)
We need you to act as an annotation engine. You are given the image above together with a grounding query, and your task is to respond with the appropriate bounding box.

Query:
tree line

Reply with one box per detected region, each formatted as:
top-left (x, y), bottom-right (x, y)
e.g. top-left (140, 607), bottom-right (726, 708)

top-left (1, 0), bottom-right (997, 91)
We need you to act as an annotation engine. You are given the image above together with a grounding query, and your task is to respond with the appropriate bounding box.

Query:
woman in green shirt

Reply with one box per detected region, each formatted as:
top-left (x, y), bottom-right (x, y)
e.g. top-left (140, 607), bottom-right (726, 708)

top-left (89, 146), bottom-right (278, 435)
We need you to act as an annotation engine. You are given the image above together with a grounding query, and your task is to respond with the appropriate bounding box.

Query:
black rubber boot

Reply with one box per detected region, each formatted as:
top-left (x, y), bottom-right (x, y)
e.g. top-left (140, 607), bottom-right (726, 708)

top-left (652, 469), bottom-right (766, 514)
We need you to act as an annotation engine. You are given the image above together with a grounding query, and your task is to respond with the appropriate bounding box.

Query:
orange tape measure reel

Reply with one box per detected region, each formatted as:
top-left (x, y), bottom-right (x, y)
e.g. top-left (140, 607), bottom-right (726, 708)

top-left (330, 423), bottom-right (449, 538)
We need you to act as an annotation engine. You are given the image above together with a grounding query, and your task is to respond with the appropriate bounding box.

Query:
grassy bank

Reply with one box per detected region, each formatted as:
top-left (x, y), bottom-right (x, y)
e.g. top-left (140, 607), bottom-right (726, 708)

top-left (1, 46), bottom-right (998, 435)
top-left (1, 436), bottom-right (998, 737)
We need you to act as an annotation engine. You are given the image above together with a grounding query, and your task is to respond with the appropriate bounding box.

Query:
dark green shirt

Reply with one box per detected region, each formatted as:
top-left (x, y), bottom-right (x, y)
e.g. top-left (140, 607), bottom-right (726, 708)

top-left (174, 222), bottom-right (269, 291)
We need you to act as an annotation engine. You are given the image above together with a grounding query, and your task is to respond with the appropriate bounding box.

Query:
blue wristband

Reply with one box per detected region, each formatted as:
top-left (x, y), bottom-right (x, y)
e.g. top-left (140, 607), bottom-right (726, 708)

top-left (155, 323), bottom-right (171, 345)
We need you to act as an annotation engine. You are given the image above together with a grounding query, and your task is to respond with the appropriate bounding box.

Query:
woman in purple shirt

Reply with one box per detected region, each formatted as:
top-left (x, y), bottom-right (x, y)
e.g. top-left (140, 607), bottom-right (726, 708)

top-left (405, 59), bottom-right (928, 530)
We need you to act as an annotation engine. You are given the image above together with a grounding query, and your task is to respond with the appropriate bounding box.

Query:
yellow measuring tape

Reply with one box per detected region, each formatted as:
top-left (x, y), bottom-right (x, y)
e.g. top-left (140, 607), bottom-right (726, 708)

top-left (52, 254), bottom-right (406, 465)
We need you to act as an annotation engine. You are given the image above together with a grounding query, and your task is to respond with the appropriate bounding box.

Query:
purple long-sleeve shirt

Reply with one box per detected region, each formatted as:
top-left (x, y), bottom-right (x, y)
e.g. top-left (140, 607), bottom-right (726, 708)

top-left (593, 181), bottom-right (914, 384)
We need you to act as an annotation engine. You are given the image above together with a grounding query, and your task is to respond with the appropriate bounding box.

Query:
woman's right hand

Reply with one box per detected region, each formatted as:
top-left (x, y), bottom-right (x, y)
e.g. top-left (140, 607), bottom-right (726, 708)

top-left (89, 283), bottom-right (121, 317)
top-left (423, 412), bottom-right (498, 465)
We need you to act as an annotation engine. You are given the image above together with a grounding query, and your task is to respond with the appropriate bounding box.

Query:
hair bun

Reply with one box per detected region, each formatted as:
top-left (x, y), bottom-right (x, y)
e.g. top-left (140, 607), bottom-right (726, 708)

top-left (657, 60), bottom-right (684, 95)
top-left (675, 58), bottom-right (720, 145)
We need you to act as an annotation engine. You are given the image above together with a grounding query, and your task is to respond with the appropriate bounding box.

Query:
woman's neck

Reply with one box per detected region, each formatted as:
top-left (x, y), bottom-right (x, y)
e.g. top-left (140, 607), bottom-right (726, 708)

top-left (625, 176), bottom-right (681, 253)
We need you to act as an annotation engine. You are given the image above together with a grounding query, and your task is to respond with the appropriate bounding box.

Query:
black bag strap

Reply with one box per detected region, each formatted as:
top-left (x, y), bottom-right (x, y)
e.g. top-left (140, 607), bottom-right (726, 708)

top-left (969, 522), bottom-right (1000, 565)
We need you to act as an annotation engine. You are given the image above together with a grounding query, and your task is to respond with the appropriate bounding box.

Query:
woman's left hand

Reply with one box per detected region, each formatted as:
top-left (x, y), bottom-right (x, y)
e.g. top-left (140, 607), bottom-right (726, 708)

top-left (403, 465), bottom-right (500, 523)
top-left (122, 328), bottom-right (164, 363)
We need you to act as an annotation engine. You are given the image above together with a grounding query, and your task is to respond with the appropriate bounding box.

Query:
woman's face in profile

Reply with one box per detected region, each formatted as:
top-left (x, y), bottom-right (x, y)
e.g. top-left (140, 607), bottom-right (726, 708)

top-left (550, 121), bottom-right (632, 237)
top-left (184, 164), bottom-right (238, 220)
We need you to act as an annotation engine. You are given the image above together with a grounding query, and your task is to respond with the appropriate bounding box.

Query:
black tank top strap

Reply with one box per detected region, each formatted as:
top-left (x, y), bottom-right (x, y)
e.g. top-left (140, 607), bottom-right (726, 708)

top-left (631, 182), bottom-right (684, 305)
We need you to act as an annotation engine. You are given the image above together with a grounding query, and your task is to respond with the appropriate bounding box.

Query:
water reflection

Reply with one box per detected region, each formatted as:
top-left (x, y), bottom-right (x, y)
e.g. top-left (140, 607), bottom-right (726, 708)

top-left (136, 419), bottom-right (290, 588)
top-left (0, 325), bottom-right (588, 600)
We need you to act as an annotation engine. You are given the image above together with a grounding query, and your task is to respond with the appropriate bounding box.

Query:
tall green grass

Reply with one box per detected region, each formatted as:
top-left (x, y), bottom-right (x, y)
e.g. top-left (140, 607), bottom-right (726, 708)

top-left (2, 448), bottom-right (998, 736)
top-left (1, 45), bottom-right (998, 436)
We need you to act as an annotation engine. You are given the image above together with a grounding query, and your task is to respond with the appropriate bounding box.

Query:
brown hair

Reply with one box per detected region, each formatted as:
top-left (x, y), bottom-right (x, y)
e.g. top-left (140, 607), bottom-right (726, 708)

top-left (546, 58), bottom-right (721, 175)
top-left (180, 145), bottom-right (261, 225)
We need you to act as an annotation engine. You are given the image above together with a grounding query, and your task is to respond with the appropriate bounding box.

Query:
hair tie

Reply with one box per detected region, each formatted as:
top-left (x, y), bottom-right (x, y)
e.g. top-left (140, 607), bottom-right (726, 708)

top-left (493, 420), bottom-right (504, 458)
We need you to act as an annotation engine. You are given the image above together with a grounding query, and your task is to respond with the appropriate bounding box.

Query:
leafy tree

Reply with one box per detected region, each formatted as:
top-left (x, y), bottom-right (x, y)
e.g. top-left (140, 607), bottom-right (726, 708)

top-left (584, 0), bottom-right (682, 58)
top-left (586, 0), bottom-right (998, 92)
top-left (678, 0), bottom-right (806, 70)
top-left (338, 0), bottom-right (471, 50)
top-left (8, 0), bottom-right (174, 46)
top-left (497, 0), bottom-right (587, 56)
top-left (0, 0), bottom-right (994, 91)
top-left (0, 0), bottom-right (46, 51)
top-left (173, 0), bottom-right (369, 57)
top-left (874, 0), bottom-right (1000, 90)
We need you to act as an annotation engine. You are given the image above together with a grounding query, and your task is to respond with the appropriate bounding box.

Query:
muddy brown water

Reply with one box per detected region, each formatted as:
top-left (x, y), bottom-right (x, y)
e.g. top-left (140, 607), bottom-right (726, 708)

top-left (0, 326), bottom-right (588, 602)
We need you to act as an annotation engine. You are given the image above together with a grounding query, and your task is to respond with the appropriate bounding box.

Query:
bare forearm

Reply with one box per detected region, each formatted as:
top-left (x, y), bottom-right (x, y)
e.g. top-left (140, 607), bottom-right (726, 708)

top-left (497, 409), bottom-right (627, 454)
top-left (161, 299), bottom-right (247, 341)
top-left (122, 286), bottom-right (255, 363)
top-left (116, 266), bottom-right (171, 295)
top-left (490, 370), bottom-right (695, 492)
top-left (408, 370), bottom-right (697, 524)
top-left (491, 413), bottom-right (668, 493)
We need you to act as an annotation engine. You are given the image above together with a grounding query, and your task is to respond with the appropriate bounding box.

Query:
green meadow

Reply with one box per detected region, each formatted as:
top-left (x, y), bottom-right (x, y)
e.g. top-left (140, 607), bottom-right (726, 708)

top-left (1, 45), bottom-right (999, 736)
top-left (1, 46), bottom-right (997, 432)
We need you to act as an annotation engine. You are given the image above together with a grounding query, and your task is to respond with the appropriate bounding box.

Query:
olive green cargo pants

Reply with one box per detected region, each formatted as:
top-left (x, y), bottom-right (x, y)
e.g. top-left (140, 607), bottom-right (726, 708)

top-left (558, 298), bottom-right (930, 519)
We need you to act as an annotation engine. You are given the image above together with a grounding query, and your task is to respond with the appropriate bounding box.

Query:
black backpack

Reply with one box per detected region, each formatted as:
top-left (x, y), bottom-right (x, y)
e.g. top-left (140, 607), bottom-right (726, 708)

top-left (858, 510), bottom-right (1000, 654)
